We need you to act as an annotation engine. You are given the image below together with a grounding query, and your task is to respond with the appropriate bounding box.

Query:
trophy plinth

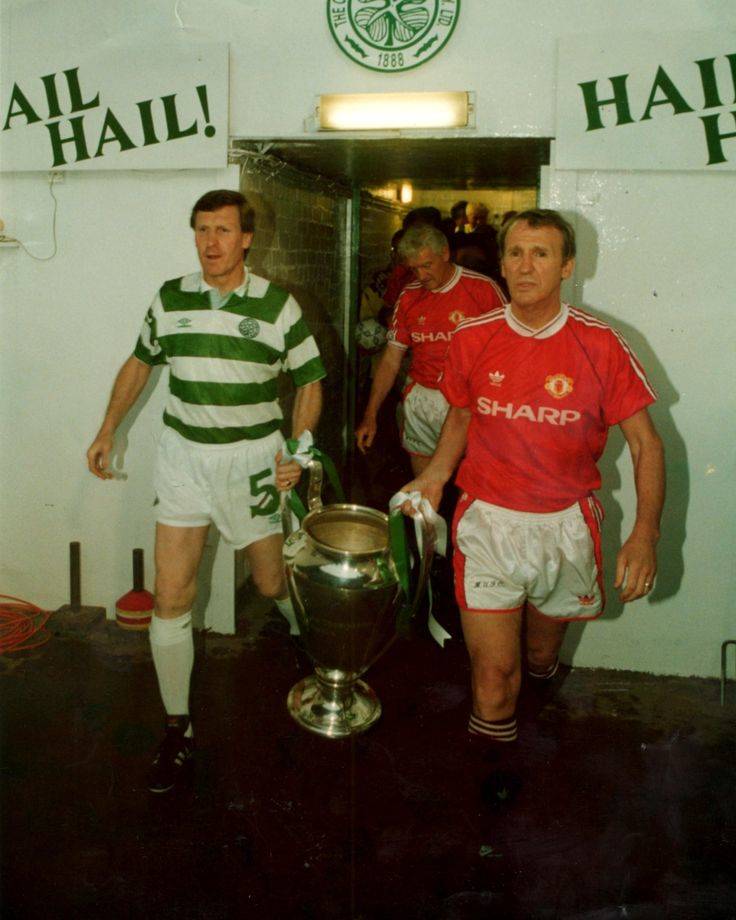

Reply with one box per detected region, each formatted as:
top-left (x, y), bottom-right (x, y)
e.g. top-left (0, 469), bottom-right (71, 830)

top-left (287, 671), bottom-right (381, 738)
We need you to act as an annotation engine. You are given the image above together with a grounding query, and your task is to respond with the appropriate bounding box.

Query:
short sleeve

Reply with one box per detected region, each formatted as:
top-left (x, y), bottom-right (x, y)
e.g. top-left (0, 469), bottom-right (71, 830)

top-left (386, 290), bottom-right (410, 351)
top-left (133, 293), bottom-right (167, 366)
top-left (600, 329), bottom-right (656, 427)
top-left (282, 295), bottom-right (326, 387)
top-left (439, 332), bottom-right (472, 408)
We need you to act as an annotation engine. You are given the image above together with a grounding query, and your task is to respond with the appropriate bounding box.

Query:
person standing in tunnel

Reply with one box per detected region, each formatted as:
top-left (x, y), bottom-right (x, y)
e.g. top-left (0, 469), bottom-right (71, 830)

top-left (401, 209), bottom-right (665, 804)
top-left (86, 189), bottom-right (325, 793)
top-left (355, 223), bottom-right (506, 477)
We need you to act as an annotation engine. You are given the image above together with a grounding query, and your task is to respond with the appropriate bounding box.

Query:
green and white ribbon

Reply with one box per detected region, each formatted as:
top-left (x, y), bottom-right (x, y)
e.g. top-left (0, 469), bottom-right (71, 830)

top-left (388, 490), bottom-right (450, 647)
top-left (281, 430), bottom-right (344, 520)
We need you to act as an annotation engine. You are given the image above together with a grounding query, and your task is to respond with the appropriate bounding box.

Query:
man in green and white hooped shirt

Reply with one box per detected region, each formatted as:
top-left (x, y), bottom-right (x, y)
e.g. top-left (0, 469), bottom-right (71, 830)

top-left (86, 189), bottom-right (325, 793)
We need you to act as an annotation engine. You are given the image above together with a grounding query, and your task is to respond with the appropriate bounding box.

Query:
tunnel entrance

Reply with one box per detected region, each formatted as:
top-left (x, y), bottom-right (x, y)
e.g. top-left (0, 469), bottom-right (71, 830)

top-left (231, 135), bottom-right (550, 480)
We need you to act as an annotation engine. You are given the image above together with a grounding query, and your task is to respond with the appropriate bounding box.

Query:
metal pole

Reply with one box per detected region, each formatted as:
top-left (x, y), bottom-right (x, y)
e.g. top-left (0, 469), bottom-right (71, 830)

top-left (69, 541), bottom-right (81, 608)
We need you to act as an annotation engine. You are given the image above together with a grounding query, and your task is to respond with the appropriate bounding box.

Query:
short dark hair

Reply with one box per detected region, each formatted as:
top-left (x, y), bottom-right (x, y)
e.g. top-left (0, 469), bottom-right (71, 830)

top-left (402, 206), bottom-right (442, 230)
top-left (190, 189), bottom-right (255, 233)
top-left (450, 200), bottom-right (468, 221)
top-left (498, 209), bottom-right (576, 262)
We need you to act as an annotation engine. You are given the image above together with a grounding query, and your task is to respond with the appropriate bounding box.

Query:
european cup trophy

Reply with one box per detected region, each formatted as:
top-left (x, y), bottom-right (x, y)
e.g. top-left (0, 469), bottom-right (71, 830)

top-left (281, 457), bottom-right (436, 738)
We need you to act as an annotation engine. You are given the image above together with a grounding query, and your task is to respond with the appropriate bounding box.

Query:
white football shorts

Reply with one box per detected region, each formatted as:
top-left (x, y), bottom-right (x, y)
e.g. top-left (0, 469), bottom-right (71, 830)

top-left (453, 493), bottom-right (604, 620)
top-left (153, 426), bottom-right (285, 549)
top-left (400, 381), bottom-right (450, 458)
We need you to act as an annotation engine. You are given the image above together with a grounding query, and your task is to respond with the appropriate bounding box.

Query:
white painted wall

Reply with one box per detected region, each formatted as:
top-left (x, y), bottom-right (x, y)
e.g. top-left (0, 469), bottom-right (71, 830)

top-left (0, 166), bottom-right (239, 620)
top-left (1, 0), bottom-right (735, 675)
top-left (542, 162), bottom-right (736, 676)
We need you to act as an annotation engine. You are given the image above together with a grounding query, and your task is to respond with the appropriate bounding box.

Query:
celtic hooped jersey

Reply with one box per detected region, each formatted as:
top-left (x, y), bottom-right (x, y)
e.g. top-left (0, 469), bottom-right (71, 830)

top-left (387, 266), bottom-right (506, 389)
top-left (440, 304), bottom-right (657, 513)
top-left (134, 272), bottom-right (326, 444)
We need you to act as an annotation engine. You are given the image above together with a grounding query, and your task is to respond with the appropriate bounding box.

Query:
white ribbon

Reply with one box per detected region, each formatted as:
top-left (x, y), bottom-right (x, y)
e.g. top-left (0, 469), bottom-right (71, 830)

top-left (389, 490), bottom-right (451, 647)
top-left (280, 430), bottom-right (314, 468)
top-left (388, 490), bottom-right (447, 557)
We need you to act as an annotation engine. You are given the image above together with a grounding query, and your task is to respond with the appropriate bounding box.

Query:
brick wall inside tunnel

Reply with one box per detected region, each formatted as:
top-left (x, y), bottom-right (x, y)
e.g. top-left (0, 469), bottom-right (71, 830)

top-left (239, 156), bottom-right (405, 476)
top-left (240, 160), bottom-right (349, 467)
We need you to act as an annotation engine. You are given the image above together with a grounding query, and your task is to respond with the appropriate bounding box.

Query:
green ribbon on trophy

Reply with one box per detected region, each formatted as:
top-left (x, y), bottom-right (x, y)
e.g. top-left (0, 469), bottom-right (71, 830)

top-left (281, 431), bottom-right (344, 520)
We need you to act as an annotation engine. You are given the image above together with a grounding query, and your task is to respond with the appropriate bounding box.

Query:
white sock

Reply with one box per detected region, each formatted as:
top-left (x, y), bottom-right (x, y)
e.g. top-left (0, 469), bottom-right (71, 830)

top-left (149, 611), bottom-right (194, 737)
top-left (274, 595), bottom-right (300, 636)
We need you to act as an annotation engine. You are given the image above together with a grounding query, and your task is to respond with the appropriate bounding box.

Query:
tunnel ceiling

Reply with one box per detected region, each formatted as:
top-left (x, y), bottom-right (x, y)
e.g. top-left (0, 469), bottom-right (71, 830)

top-left (232, 137), bottom-right (550, 190)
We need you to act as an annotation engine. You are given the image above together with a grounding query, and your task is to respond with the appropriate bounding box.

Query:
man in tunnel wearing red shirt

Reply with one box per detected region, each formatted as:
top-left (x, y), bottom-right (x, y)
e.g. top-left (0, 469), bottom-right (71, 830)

top-left (355, 224), bottom-right (506, 476)
top-left (402, 209), bottom-right (665, 804)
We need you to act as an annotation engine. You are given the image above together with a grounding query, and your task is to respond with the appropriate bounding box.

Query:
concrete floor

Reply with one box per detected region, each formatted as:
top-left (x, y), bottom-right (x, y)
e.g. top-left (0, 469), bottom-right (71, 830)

top-left (2, 603), bottom-right (735, 920)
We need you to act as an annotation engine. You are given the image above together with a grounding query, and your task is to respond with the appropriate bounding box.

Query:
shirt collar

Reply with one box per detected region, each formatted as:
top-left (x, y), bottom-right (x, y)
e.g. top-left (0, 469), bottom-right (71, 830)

top-left (198, 268), bottom-right (249, 299)
top-left (434, 264), bottom-right (461, 294)
top-left (505, 303), bottom-right (568, 339)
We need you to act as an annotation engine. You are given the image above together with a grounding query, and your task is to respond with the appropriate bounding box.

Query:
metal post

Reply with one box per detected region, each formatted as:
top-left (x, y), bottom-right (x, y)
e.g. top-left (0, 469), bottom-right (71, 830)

top-left (343, 184), bottom-right (361, 490)
top-left (721, 640), bottom-right (736, 706)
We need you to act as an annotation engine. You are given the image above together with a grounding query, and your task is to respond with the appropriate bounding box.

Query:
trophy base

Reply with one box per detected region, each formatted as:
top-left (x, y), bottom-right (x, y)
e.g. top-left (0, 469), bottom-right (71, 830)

top-left (287, 675), bottom-right (382, 738)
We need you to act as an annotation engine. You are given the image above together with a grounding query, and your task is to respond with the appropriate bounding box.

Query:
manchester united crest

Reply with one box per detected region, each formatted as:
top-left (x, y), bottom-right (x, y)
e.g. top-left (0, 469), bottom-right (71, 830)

top-left (544, 374), bottom-right (574, 399)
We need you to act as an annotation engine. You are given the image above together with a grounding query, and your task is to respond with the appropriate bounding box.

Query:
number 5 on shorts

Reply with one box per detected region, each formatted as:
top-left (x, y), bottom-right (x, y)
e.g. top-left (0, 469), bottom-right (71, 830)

top-left (249, 468), bottom-right (279, 518)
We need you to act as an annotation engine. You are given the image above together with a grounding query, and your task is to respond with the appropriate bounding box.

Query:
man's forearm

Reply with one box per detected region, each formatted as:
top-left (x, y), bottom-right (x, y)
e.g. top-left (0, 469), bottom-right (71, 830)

top-left (630, 433), bottom-right (665, 540)
top-left (97, 355), bottom-right (152, 436)
top-left (362, 346), bottom-right (403, 420)
top-left (424, 406), bottom-right (471, 484)
top-left (291, 380), bottom-right (323, 438)
top-left (620, 409), bottom-right (665, 541)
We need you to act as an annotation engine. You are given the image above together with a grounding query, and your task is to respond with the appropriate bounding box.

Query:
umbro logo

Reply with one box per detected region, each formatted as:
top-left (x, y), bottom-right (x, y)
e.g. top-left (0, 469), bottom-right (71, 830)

top-left (176, 317), bottom-right (192, 328)
top-left (488, 370), bottom-right (505, 386)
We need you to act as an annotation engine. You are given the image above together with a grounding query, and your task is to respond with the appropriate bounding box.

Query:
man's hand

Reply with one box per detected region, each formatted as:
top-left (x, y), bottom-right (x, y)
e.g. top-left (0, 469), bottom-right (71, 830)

top-left (614, 531), bottom-right (657, 602)
top-left (398, 475), bottom-right (445, 514)
top-left (275, 450), bottom-right (302, 492)
top-left (355, 414), bottom-right (377, 453)
top-left (355, 345), bottom-right (403, 454)
top-left (85, 355), bottom-right (152, 480)
top-left (87, 433), bottom-right (115, 480)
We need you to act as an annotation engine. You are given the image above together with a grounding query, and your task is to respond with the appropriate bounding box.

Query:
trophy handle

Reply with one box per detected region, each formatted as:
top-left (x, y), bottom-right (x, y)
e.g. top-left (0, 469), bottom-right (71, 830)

top-left (280, 456), bottom-right (324, 541)
top-left (306, 458), bottom-right (324, 512)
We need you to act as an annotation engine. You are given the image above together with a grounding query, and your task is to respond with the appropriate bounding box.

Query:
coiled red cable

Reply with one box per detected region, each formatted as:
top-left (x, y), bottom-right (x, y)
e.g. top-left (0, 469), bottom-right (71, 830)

top-left (0, 594), bottom-right (52, 653)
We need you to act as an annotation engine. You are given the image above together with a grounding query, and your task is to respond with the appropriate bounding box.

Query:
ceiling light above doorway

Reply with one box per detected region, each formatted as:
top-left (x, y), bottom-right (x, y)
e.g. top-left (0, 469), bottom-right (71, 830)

top-left (316, 91), bottom-right (472, 131)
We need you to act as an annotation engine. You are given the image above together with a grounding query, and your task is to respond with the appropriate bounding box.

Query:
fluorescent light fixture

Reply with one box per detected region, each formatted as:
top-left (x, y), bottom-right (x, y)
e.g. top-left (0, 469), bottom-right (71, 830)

top-left (399, 182), bottom-right (413, 204)
top-left (318, 91), bottom-right (470, 131)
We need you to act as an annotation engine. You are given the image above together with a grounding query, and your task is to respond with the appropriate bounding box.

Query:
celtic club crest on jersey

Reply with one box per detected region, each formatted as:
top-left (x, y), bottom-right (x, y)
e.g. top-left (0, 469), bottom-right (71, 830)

top-left (327, 0), bottom-right (460, 73)
top-left (239, 317), bottom-right (260, 339)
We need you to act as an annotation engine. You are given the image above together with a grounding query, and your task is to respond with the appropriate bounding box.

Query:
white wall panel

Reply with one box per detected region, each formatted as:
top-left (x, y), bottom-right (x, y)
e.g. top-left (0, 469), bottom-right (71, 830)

top-left (542, 164), bottom-right (736, 676)
top-left (0, 166), bottom-right (239, 618)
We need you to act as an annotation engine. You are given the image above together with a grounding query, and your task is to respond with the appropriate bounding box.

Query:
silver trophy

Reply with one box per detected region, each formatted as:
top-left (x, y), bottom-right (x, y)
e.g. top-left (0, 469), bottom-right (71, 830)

top-left (281, 458), bottom-right (436, 738)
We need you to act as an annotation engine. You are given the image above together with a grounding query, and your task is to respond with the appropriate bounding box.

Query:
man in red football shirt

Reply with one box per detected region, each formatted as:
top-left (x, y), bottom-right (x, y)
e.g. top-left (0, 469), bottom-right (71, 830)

top-left (402, 209), bottom-right (665, 801)
top-left (355, 224), bottom-right (506, 476)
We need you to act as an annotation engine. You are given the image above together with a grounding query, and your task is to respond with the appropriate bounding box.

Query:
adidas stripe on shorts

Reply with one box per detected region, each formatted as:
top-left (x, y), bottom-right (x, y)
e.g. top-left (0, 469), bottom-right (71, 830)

top-left (453, 493), bottom-right (605, 620)
top-left (153, 427), bottom-right (284, 549)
